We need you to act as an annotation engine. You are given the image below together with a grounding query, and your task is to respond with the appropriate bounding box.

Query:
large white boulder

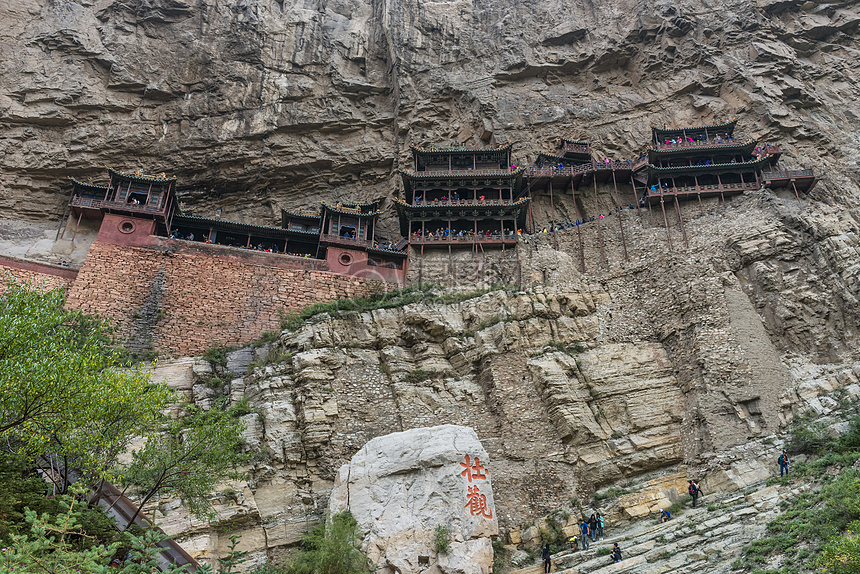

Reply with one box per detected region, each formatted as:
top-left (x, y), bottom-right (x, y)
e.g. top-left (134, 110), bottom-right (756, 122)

top-left (329, 425), bottom-right (498, 574)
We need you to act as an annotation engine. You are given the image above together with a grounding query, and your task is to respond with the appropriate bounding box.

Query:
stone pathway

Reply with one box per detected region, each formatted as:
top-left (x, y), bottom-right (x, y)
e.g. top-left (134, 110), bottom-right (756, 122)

top-left (510, 480), bottom-right (794, 574)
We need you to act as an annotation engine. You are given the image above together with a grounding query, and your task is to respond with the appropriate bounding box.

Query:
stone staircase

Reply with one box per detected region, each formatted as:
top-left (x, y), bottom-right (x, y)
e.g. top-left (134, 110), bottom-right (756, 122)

top-left (510, 480), bottom-right (793, 574)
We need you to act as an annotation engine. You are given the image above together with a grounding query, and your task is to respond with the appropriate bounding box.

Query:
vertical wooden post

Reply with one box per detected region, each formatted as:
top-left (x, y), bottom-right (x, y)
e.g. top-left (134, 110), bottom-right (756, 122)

top-left (593, 171), bottom-right (605, 266)
top-left (791, 180), bottom-right (800, 200)
top-left (571, 177), bottom-right (585, 273)
top-left (71, 211), bottom-right (83, 242)
top-left (515, 240), bottom-right (521, 288)
top-left (660, 196), bottom-right (673, 251)
top-left (419, 220), bottom-right (425, 285)
top-left (674, 194), bottom-right (689, 249)
top-left (246, 233), bottom-right (251, 248)
top-left (630, 175), bottom-right (642, 217)
top-left (611, 170), bottom-right (628, 261)
top-left (527, 184), bottom-right (536, 233)
top-left (717, 173), bottom-right (725, 202)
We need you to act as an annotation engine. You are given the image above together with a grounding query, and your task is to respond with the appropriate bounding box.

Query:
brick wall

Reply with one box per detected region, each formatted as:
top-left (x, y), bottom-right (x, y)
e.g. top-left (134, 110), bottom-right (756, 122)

top-left (65, 240), bottom-right (388, 357)
top-left (0, 255), bottom-right (77, 294)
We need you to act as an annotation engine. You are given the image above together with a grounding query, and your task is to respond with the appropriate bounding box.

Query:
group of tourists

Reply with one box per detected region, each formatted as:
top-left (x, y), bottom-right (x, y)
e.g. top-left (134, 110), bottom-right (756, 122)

top-left (412, 228), bottom-right (516, 239)
top-left (413, 192), bottom-right (493, 203)
top-left (537, 450), bottom-right (793, 572)
top-left (662, 132), bottom-right (733, 146)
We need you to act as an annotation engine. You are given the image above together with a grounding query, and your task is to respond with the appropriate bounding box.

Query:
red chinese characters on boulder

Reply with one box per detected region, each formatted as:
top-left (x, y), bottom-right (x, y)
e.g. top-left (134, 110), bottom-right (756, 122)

top-left (461, 455), bottom-right (493, 519)
top-left (460, 455), bottom-right (488, 482)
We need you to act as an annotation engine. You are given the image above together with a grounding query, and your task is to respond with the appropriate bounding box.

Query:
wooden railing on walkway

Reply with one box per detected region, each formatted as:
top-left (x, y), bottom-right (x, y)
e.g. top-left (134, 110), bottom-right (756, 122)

top-left (410, 234), bottom-right (517, 244)
top-left (71, 195), bottom-right (166, 216)
top-left (761, 168), bottom-right (815, 180)
top-left (646, 181), bottom-right (759, 198)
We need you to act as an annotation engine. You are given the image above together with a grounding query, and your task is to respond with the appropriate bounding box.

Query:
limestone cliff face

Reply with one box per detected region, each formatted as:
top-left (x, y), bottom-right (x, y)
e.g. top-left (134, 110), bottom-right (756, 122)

top-left (1, 0), bottom-right (858, 228)
top-left (141, 183), bottom-right (860, 566)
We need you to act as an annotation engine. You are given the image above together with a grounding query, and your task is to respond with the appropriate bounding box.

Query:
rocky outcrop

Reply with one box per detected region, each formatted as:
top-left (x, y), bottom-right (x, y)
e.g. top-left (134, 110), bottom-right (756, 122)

top-left (1, 0), bottom-right (858, 228)
top-left (328, 425), bottom-right (498, 574)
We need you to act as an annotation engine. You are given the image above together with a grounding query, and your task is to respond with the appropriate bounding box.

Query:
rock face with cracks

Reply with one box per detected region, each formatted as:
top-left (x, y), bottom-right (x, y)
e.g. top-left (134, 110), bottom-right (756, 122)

top-left (328, 425), bottom-right (498, 574)
top-left (1, 0), bottom-right (859, 231)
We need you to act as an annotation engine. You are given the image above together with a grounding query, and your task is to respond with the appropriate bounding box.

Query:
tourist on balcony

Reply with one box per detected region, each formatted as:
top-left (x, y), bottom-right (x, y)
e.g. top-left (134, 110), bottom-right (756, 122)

top-left (479, 195), bottom-right (485, 201)
top-left (452, 191), bottom-right (459, 200)
top-left (187, 232), bottom-right (194, 241)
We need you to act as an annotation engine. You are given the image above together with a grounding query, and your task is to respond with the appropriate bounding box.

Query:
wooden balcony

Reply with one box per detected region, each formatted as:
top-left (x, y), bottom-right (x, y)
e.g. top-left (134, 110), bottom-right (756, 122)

top-left (762, 168), bottom-right (819, 193)
top-left (653, 136), bottom-right (763, 150)
top-left (409, 234), bottom-right (517, 247)
top-left (644, 181), bottom-right (759, 204)
top-left (70, 195), bottom-right (167, 217)
top-left (319, 233), bottom-right (373, 249)
top-left (416, 168), bottom-right (513, 177)
top-left (409, 198), bottom-right (516, 207)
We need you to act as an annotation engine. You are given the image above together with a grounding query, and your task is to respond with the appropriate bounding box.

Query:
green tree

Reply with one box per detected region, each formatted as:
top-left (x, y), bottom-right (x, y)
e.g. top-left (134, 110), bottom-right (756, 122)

top-left (0, 279), bottom-right (171, 489)
top-left (121, 408), bottom-right (247, 526)
top-left (287, 511), bottom-right (371, 574)
top-left (817, 520), bottom-right (860, 574)
top-left (0, 484), bottom-right (193, 574)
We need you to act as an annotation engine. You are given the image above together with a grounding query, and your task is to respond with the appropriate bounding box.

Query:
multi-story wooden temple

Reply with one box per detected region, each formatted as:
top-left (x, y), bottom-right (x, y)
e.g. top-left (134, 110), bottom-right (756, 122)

top-left (64, 168), bottom-right (407, 283)
top-left (393, 143), bottom-right (529, 281)
top-left (632, 119), bottom-right (782, 204)
top-left (63, 169), bottom-right (177, 241)
top-left (61, 117), bottom-right (821, 285)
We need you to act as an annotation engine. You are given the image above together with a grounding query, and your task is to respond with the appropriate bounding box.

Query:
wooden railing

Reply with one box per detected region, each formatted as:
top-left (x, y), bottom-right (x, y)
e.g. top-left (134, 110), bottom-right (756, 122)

top-left (654, 136), bottom-right (747, 149)
top-left (761, 168), bottom-right (815, 179)
top-left (646, 181), bottom-right (759, 196)
top-left (410, 234), bottom-right (517, 244)
top-left (409, 198), bottom-right (516, 206)
top-left (524, 160), bottom-right (633, 179)
top-left (71, 195), bottom-right (165, 215)
top-left (92, 482), bottom-right (198, 572)
top-left (414, 168), bottom-right (513, 177)
top-left (320, 233), bottom-right (372, 248)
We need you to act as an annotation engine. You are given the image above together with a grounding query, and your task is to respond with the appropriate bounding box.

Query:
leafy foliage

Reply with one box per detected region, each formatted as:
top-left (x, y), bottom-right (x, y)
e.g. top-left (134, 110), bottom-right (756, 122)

top-left (434, 524), bottom-right (450, 554)
top-left (286, 511), bottom-right (371, 574)
top-left (0, 280), bottom-right (171, 487)
top-left (736, 417), bottom-right (860, 572)
top-left (121, 407), bottom-right (248, 524)
top-left (279, 284), bottom-right (514, 331)
top-left (817, 520), bottom-right (860, 574)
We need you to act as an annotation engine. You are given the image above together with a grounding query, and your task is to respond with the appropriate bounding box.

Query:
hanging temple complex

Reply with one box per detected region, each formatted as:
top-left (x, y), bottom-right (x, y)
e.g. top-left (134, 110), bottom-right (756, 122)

top-left (2, 119), bottom-right (820, 355)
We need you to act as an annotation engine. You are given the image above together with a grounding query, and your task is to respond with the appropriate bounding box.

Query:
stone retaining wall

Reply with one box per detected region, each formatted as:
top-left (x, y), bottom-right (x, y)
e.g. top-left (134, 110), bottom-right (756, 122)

top-left (0, 255), bottom-right (77, 293)
top-left (65, 240), bottom-right (388, 357)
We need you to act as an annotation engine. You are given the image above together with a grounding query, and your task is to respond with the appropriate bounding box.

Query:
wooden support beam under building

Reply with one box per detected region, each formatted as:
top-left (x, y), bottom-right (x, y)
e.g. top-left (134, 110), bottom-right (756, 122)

top-left (674, 193), bottom-right (689, 249)
top-left (660, 195), bottom-right (673, 251)
top-left (611, 170), bottom-right (629, 262)
top-left (593, 171), bottom-right (606, 266)
top-left (572, 177), bottom-right (585, 273)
